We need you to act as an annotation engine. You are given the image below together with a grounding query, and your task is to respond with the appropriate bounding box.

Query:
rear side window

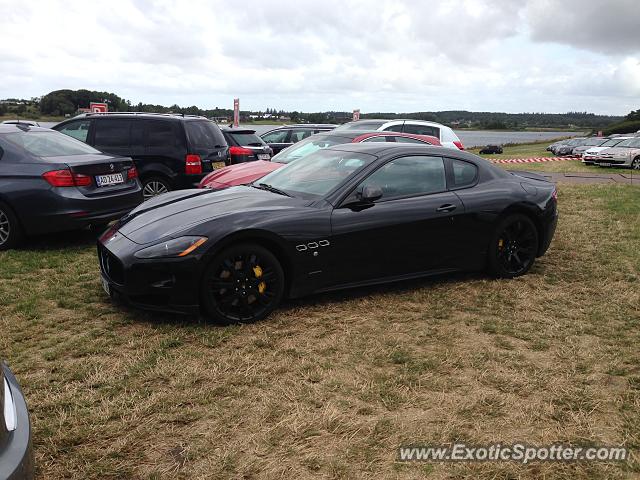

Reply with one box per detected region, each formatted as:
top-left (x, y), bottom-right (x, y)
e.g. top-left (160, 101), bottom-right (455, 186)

top-left (145, 120), bottom-right (176, 148)
top-left (185, 121), bottom-right (226, 148)
top-left (94, 120), bottom-right (131, 148)
top-left (450, 159), bottom-right (478, 188)
top-left (384, 124), bottom-right (404, 133)
top-left (56, 119), bottom-right (91, 143)
top-left (403, 124), bottom-right (440, 138)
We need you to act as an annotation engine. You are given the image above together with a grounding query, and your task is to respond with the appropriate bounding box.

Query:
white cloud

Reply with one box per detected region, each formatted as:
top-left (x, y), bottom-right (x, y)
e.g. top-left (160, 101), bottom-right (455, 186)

top-left (0, 0), bottom-right (635, 114)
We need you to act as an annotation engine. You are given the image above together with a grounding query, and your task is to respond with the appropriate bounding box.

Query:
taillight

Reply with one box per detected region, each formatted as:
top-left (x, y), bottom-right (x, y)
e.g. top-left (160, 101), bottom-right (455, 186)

top-left (43, 169), bottom-right (92, 187)
top-left (453, 140), bottom-right (465, 150)
top-left (552, 189), bottom-right (558, 201)
top-left (229, 146), bottom-right (253, 156)
top-left (127, 166), bottom-right (138, 180)
top-left (185, 154), bottom-right (202, 175)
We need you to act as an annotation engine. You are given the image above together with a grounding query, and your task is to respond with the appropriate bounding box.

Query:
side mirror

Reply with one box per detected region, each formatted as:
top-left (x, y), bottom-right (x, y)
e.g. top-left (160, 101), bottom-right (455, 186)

top-left (358, 184), bottom-right (383, 203)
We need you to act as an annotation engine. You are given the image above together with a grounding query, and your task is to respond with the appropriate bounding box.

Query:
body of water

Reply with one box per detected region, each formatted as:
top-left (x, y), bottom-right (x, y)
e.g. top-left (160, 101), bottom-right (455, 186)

top-left (39, 120), bottom-right (582, 148)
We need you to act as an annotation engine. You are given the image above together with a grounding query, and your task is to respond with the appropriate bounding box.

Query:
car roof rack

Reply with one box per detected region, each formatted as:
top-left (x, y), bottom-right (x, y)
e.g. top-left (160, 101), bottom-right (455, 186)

top-left (84, 112), bottom-right (209, 119)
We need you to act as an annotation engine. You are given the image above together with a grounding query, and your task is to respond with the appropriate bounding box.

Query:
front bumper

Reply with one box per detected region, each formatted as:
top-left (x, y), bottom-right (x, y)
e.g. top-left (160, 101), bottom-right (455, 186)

top-left (98, 233), bottom-right (203, 315)
top-left (0, 364), bottom-right (34, 480)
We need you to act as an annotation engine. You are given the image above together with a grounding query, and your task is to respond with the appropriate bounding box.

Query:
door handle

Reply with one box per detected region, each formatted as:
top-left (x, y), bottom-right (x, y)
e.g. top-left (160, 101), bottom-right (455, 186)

top-left (436, 204), bottom-right (457, 213)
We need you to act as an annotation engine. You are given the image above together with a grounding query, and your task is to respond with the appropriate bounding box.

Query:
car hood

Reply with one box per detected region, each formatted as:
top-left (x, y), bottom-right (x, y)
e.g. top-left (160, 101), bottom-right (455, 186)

top-left (199, 160), bottom-right (282, 188)
top-left (598, 147), bottom-right (632, 155)
top-left (118, 186), bottom-right (308, 244)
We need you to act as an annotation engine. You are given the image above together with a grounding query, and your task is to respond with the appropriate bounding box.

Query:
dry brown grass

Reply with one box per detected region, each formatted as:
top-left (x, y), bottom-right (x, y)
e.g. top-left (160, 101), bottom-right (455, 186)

top-left (1, 184), bottom-right (639, 479)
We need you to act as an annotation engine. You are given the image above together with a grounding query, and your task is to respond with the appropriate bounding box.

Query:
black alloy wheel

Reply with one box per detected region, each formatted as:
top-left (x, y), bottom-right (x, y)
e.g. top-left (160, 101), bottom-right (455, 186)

top-left (488, 214), bottom-right (539, 278)
top-left (0, 202), bottom-right (23, 250)
top-left (201, 243), bottom-right (284, 323)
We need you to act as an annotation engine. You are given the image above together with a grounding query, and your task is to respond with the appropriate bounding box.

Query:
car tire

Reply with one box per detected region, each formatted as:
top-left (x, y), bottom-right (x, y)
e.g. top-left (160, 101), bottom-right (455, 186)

top-left (0, 201), bottom-right (24, 251)
top-left (201, 243), bottom-right (285, 324)
top-left (488, 214), bottom-right (539, 278)
top-left (631, 157), bottom-right (640, 170)
top-left (141, 177), bottom-right (171, 201)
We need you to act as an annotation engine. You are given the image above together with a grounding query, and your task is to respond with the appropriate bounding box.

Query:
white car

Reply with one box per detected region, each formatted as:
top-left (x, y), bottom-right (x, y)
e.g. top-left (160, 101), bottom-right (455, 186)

top-left (335, 119), bottom-right (464, 150)
top-left (594, 137), bottom-right (640, 169)
top-left (1, 119), bottom-right (40, 127)
top-left (582, 137), bottom-right (633, 164)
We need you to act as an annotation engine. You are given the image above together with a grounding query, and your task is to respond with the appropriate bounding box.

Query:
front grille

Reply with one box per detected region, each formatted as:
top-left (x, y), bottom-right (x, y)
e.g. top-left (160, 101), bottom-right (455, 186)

top-left (99, 245), bottom-right (125, 285)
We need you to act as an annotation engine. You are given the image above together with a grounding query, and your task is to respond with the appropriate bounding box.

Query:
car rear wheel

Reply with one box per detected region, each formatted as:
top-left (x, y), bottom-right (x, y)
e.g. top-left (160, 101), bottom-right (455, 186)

top-left (488, 214), bottom-right (539, 278)
top-left (0, 202), bottom-right (24, 250)
top-left (201, 243), bottom-right (284, 324)
top-left (631, 157), bottom-right (640, 170)
top-left (142, 177), bottom-right (171, 200)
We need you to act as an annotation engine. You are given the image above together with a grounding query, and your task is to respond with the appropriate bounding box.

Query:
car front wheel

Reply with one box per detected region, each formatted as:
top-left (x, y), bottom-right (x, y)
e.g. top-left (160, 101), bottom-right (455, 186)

top-left (488, 214), bottom-right (539, 278)
top-left (0, 202), bottom-right (23, 250)
top-left (201, 243), bottom-right (285, 324)
top-left (631, 157), bottom-right (640, 170)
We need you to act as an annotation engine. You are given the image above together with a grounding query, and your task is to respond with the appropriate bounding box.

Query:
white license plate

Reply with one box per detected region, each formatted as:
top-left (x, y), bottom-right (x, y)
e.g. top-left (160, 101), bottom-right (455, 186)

top-left (599, 162), bottom-right (611, 167)
top-left (101, 277), bottom-right (111, 296)
top-left (257, 154), bottom-right (270, 160)
top-left (96, 173), bottom-right (124, 187)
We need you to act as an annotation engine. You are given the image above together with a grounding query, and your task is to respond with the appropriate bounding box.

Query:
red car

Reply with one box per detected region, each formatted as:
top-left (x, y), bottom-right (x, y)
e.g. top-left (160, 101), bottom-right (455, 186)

top-left (199, 130), bottom-right (441, 190)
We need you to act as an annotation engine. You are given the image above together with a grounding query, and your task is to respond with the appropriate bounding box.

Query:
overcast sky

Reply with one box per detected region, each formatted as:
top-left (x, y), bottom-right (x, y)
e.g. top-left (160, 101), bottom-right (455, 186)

top-left (0, 0), bottom-right (638, 115)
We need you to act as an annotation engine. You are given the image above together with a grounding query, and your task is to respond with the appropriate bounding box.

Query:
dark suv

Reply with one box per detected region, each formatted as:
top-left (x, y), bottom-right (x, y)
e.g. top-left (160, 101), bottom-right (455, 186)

top-left (53, 113), bottom-right (228, 199)
top-left (260, 124), bottom-right (335, 154)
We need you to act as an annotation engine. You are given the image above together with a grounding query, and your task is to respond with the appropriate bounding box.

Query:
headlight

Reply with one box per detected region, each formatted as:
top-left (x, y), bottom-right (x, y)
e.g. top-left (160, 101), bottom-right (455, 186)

top-left (134, 236), bottom-right (208, 259)
top-left (3, 377), bottom-right (17, 431)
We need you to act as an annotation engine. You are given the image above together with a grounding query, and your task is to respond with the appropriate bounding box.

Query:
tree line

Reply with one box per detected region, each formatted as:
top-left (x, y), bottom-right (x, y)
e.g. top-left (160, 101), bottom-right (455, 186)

top-left (1, 89), bottom-right (633, 131)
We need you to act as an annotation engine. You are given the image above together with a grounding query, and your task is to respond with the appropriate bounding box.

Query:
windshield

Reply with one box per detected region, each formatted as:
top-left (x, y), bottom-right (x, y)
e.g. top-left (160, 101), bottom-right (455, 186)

top-left (600, 138), bottom-right (626, 147)
top-left (227, 131), bottom-right (265, 147)
top-left (3, 130), bottom-right (101, 156)
top-left (272, 134), bottom-right (353, 164)
top-left (584, 137), bottom-right (607, 146)
top-left (615, 138), bottom-right (636, 148)
top-left (334, 120), bottom-right (388, 131)
top-left (258, 149), bottom-right (375, 198)
top-left (185, 121), bottom-right (226, 148)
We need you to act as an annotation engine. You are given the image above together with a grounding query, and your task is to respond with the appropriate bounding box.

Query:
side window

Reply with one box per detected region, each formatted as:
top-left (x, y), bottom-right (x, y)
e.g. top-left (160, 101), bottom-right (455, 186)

top-left (94, 120), bottom-right (131, 148)
top-left (361, 135), bottom-right (390, 143)
top-left (57, 120), bottom-right (91, 143)
top-left (290, 129), bottom-right (313, 142)
top-left (403, 124), bottom-right (440, 138)
top-left (145, 120), bottom-right (175, 148)
top-left (451, 159), bottom-right (478, 188)
top-left (359, 156), bottom-right (446, 200)
top-left (395, 136), bottom-right (428, 144)
top-left (383, 124), bottom-right (404, 133)
top-left (262, 130), bottom-right (289, 143)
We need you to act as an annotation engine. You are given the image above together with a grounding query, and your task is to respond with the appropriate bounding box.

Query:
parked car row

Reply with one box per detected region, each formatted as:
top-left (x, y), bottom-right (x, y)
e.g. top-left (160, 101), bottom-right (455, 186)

top-left (547, 134), bottom-right (640, 169)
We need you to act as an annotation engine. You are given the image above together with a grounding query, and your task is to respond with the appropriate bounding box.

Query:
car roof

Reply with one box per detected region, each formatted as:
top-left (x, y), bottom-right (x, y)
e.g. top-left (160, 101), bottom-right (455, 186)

top-left (0, 124), bottom-right (52, 134)
top-left (66, 113), bottom-right (210, 122)
top-left (323, 140), bottom-right (467, 158)
top-left (221, 127), bottom-right (256, 134)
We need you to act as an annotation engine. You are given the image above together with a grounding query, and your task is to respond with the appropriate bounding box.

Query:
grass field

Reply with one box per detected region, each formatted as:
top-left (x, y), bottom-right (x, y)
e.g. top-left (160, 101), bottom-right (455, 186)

top-left (468, 141), bottom-right (630, 174)
top-left (1, 184), bottom-right (639, 479)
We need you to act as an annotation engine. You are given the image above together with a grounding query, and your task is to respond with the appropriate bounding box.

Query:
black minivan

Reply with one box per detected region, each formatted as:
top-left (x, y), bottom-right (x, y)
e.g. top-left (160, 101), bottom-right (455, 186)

top-left (54, 113), bottom-right (228, 199)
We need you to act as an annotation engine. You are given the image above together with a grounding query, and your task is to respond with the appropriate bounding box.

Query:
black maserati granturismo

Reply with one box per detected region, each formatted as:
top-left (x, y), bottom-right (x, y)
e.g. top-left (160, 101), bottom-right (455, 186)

top-left (98, 143), bottom-right (558, 323)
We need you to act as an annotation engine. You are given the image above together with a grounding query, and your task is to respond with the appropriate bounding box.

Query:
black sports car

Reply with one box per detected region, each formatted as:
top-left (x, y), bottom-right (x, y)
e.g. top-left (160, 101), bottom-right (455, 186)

top-left (98, 143), bottom-right (558, 323)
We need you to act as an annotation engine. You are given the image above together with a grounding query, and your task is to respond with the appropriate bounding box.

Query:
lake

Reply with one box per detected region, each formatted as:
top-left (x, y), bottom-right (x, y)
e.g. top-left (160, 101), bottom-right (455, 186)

top-left (39, 121), bottom-right (583, 148)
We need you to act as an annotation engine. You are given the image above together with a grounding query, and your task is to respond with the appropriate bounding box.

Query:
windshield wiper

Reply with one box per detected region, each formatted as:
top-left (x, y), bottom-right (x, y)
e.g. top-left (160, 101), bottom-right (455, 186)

top-left (253, 183), bottom-right (292, 197)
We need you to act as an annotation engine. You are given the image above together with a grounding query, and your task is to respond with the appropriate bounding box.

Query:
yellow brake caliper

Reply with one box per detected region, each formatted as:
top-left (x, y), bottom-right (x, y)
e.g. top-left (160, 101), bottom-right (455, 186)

top-left (253, 265), bottom-right (266, 294)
